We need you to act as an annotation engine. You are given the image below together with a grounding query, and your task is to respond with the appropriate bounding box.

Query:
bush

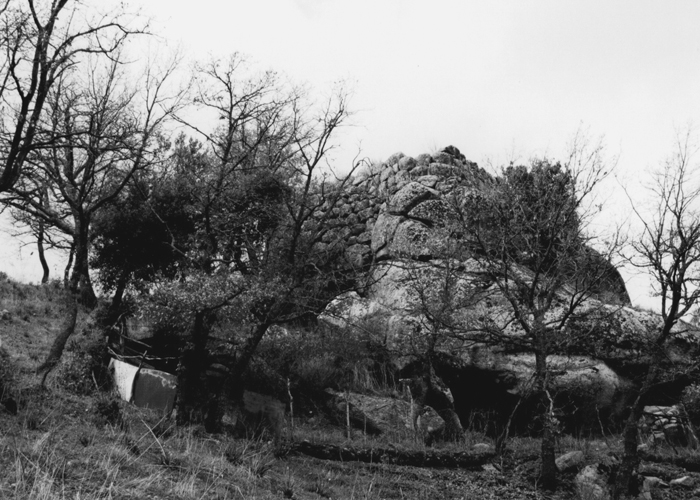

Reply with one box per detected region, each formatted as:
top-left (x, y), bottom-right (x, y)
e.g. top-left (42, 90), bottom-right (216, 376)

top-left (92, 397), bottom-right (126, 429)
top-left (53, 315), bottom-right (111, 395)
top-left (257, 320), bottom-right (397, 395)
top-left (0, 347), bottom-right (17, 414)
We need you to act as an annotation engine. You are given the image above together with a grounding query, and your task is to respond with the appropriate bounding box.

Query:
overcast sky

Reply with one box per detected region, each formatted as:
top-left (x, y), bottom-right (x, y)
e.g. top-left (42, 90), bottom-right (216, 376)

top-left (3, 0), bottom-right (700, 309)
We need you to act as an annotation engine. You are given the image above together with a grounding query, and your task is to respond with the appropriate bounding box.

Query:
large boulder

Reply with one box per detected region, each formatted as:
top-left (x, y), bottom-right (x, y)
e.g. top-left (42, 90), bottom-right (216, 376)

top-left (387, 182), bottom-right (439, 215)
top-left (389, 220), bottom-right (433, 259)
top-left (329, 390), bottom-right (444, 438)
top-left (556, 450), bottom-right (585, 472)
top-left (232, 390), bottom-right (286, 442)
top-left (320, 291), bottom-right (386, 329)
top-left (408, 198), bottom-right (456, 225)
top-left (370, 213), bottom-right (402, 260)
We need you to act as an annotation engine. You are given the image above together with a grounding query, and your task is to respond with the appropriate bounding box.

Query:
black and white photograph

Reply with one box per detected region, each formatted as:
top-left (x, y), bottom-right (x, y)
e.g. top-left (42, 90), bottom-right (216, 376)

top-left (1, 1), bottom-right (700, 498)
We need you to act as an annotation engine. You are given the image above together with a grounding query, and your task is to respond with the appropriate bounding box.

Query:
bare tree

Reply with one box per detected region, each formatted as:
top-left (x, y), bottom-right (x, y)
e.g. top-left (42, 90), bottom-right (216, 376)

top-left (3, 51), bottom-right (183, 305)
top-left (226, 82), bottom-right (359, 388)
top-left (445, 134), bottom-right (619, 489)
top-left (172, 53), bottom-right (302, 275)
top-left (613, 130), bottom-right (700, 498)
top-left (397, 249), bottom-right (486, 441)
top-left (0, 0), bottom-right (143, 193)
top-left (139, 57), bottom-right (363, 429)
top-left (1, 49), bottom-right (183, 383)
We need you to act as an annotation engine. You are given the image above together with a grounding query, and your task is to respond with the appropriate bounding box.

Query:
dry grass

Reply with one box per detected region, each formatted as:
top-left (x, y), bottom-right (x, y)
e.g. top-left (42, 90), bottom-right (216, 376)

top-left (0, 383), bottom-right (548, 500)
top-left (4, 387), bottom-right (695, 500)
top-left (0, 279), bottom-right (67, 374)
top-left (0, 388), bottom-right (279, 499)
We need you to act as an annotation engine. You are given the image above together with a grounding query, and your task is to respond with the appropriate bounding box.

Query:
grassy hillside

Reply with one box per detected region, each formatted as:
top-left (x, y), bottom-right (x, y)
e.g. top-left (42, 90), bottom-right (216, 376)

top-left (1, 276), bottom-right (699, 499)
top-left (0, 276), bottom-right (66, 373)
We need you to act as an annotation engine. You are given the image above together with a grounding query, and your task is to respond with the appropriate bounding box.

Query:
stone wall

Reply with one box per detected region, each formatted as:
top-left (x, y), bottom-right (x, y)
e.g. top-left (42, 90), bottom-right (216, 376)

top-left (313, 145), bottom-right (493, 269)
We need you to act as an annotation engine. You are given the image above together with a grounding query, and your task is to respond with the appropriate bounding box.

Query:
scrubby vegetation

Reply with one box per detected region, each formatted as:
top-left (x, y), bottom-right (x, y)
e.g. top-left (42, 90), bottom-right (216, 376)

top-left (2, 279), bottom-right (700, 499)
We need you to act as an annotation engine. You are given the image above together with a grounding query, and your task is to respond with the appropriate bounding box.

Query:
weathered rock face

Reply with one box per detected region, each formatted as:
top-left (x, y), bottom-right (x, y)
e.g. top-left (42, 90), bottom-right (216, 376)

top-left (366, 151), bottom-right (491, 264)
top-left (314, 145), bottom-right (629, 302)
top-left (556, 450), bottom-right (585, 473)
top-left (328, 390), bottom-right (445, 438)
top-left (310, 145), bottom-right (631, 319)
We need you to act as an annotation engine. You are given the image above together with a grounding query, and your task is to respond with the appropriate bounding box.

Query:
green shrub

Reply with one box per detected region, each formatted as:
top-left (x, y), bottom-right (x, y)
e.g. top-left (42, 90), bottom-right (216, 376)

top-left (292, 352), bottom-right (343, 390)
top-left (258, 319), bottom-right (397, 395)
top-left (92, 397), bottom-right (126, 429)
top-left (53, 318), bottom-right (111, 395)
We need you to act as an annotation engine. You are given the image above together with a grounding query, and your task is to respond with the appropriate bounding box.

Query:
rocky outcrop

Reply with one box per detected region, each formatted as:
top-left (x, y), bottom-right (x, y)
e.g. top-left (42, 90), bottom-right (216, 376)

top-left (322, 277), bottom-right (700, 434)
top-left (316, 146), bottom-right (684, 435)
top-left (323, 286), bottom-right (637, 432)
top-left (314, 144), bottom-right (625, 289)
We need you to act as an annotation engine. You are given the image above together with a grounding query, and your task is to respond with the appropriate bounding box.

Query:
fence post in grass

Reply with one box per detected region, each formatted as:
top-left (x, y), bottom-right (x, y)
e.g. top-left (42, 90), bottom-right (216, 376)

top-left (345, 388), bottom-right (351, 440)
top-left (400, 378), bottom-right (417, 441)
top-left (364, 411), bottom-right (367, 442)
top-left (287, 377), bottom-right (294, 441)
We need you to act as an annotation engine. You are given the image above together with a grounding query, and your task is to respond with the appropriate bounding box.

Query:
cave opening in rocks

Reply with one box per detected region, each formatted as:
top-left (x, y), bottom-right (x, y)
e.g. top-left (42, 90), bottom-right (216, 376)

top-left (430, 356), bottom-right (633, 439)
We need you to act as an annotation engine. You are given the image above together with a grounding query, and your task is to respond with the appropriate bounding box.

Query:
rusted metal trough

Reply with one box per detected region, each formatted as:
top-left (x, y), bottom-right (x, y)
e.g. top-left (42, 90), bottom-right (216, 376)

top-left (109, 357), bottom-right (177, 413)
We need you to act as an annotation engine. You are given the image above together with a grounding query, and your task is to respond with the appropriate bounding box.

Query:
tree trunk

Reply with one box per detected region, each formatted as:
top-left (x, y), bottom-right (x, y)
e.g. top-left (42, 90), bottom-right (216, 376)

top-left (435, 405), bottom-right (464, 442)
top-left (69, 219), bottom-right (97, 309)
top-left (64, 244), bottom-right (74, 289)
top-left (203, 369), bottom-right (226, 433)
top-left (36, 223), bottom-right (92, 381)
top-left (495, 395), bottom-right (525, 455)
top-left (37, 221), bottom-right (49, 284)
top-left (535, 348), bottom-right (557, 490)
top-left (219, 321), bottom-right (272, 430)
top-left (425, 383), bottom-right (463, 441)
top-left (176, 310), bottom-right (214, 428)
top-left (110, 270), bottom-right (130, 313)
top-left (228, 322), bottom-right (271, 389)
top-left (36, 292), bottom-right (78, 386)
top-left (612, 364), bottom-right (660, 499)
top-left (413, 361), bottom-right (463, 442)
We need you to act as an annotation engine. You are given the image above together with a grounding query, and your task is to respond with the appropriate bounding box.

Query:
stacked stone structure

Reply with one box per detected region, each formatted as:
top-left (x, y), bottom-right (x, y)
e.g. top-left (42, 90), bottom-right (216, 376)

top-left (640, 405), bottom-right (699, 448)
top-left (312, 144), bottom-right (629, 308)
top-left (312, 145), bottom-right (493, 270)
